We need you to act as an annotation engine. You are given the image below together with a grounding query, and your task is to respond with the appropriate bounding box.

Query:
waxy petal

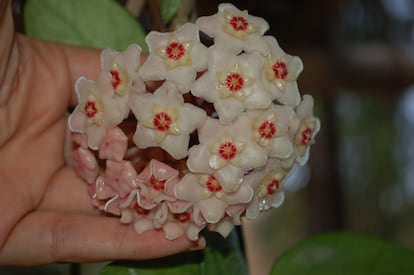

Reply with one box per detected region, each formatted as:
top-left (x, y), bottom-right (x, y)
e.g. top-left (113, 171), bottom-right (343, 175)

top-left (99, 127), bottom-right (128, 161)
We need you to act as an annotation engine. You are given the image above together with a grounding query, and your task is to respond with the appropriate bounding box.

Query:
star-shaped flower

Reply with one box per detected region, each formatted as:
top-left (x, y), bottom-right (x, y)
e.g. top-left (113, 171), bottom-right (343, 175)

top-left (155, 36), bottom-right (193, 70)
top-left (161, 206), bottom-right (206, 241)
top-left (120, 191), bottom-right (203, 240)
top-left (187, 117), bottom-right (267, 192)
top-left (196, 3), bottom-right (269, 55)
top-left (88, 159), bottom-right (138, 216)
top-left (139, 23), bottom-right (208, 93)
top-left (248, 104), bottom-right (296, 159)
top-left (191, 48), bottom-right (270, 124)
top-left (262, 36), bottom-right (303, 107)
top-left (120, 191), bottom-right (157, 234)
top-left (68, 77), bottom-right (124, 149)
top-left (244, 158), bottom-right (290, 219)
top-left (174, 173), bottom-right (253, 223)
top-left (291, 95), bottom-right (321, 165)
top-left (129, 82), bottom-right (206, 159)
top-left (134, 159), bottom-right (180, 210)
top-left (99, 44), bottom-right (146, 118)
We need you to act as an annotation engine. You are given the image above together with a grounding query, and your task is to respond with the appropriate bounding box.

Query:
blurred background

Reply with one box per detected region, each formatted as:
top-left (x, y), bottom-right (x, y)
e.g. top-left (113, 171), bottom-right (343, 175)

top-left (7, 0), bottom-right (414, 274)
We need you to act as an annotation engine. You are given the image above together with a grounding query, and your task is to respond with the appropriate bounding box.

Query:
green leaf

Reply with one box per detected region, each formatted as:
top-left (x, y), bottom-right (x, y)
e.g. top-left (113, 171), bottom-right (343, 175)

top-left (160, 0), bottom-right (183, 24)
top-left (271, 231), bottom-right (414, 275)
top-left (100, 252), bottom-right (202, 275)
top-left (24, 0), bottom-right (148, 51)
top-left (100, 230), bottom-right (247, 275)
top-left (201, 230), bottom-right (248, 275)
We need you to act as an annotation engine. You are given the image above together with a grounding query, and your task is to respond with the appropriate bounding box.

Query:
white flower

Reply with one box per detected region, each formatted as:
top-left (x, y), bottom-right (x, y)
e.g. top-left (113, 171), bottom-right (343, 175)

top-left (191, 48), bottom-right (270, 124)
top-left (162, 207), bottom-right (206, 241)
top-left (139, 23), bottom-right (208, 93)
top-left (247, 104), bottom-right (296, 159)
top-left (290, 95), bottom-right (321, 165)
top-left (99, 44), bottom-right (146, 118)
top-left (244, 158), bottom-right (292, 219)
top-left (129, 82), bottom-right (206, 159)
top-left (67, 3), bottom-right (321, 242)
top-left (262, 36), bottom-right (303, 107)
top-left (208, 204), bottom-right (246, 238)
top-left (68, 77), bottom-right (124, 149)
top-left (174, 173), bottom-right (253, 223)
top-left (187, 117), bottom-right (267, 192)
top-left (196, 3), bottom-right (269, 55)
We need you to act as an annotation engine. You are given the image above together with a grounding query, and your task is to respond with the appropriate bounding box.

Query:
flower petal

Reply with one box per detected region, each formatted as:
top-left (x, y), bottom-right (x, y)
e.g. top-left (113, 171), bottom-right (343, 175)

top-left (174, 174), bottom-right (208, 201)
top-left (99, 127), bottom-right (128, 161)
top-left (163, 222), bottom-right (185, 240)
top-left (134, 219), bottom-right (154, 234)
top-left (208, 217), bottom-right (234, 238)
top-left (70, 147), bottom-right (99, 184)
top-left (104, 160), bottom-right (137, 198)
top-left (199, 196), bottom-right (226, 223)
top-left (226, 184), bottom-right (254, 204)
top-left (271, 191), bottom-right (285, 208)
top-left (154, 203), bottom-right (169, 228)
top-left (214, 165), bottom-right (244, 192)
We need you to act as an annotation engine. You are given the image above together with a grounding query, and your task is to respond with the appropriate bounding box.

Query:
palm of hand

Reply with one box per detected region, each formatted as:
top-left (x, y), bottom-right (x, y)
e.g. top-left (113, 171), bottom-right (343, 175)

top-left (0, 16), bottom-right (200, 265)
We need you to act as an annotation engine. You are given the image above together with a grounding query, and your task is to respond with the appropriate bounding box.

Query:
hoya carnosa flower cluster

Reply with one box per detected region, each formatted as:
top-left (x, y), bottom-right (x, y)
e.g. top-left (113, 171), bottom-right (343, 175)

top-left (68, 3), bottom-right (320, 241)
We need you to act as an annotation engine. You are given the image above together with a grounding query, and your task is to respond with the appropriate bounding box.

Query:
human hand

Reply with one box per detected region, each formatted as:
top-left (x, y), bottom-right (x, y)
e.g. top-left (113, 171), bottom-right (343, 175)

top-left (0, 1), bottom-right (204, 265)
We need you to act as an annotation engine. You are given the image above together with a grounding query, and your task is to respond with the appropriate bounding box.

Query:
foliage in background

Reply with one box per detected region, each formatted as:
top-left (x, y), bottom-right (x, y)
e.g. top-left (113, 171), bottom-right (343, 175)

top-left (160, 0), bottom-right (183, 24)
top-left (271, 231), bottom-right (414, 275)
top-left (24, 0), bottom-right (148, 51)
top-left (100, 231), bottom-right (247, 275)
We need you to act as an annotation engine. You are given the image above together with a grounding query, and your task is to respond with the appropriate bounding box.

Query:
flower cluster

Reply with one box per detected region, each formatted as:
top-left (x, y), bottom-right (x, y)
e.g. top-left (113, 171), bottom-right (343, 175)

top-left (68, 3), bottom-right (320, 241)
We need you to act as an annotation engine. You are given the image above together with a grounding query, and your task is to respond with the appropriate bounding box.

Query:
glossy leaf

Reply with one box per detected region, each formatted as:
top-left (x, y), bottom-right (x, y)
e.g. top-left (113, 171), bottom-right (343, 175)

top-left (24, 0), bottom-right (148, 51)
top-left (160, 0), bottom-right (183, 24)
top-left (100, 230), bottom-right (247, 275)
top-left (271, 231), bottom-right (414, 275)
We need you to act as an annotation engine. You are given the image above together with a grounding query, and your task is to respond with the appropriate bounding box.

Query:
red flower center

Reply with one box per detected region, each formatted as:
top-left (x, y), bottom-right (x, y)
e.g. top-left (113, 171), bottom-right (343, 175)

top-left (149, 176), bottom-right (165, 191)
top-left (258, 120), bottom-right (276, 139)
top-left (110, 69), bottom-right (121, 89)
top-left (153, 112), bottom-right (173, 132)
top-left (267, 179), bottom-right (280, 195)
top-left (301, 127), bottom-right (312, 145)
top-left (218, 141), bottom-right (238, 160)
top-left (229, 16), bottom-right (249, 31)
top-left (225, 73), bottom-right (244, 92)
top-left (173, 212), bottom-right (191, 223)
top-left (133, 202), bottom-right (150, 216)
top-left (84, 101), bottom-right (98, 118)
top-left (272, 61), bottom-right (288, 80)
top-left (165, 42), bottom-right (185, 61)
top-left (205, 175), bottom-right (222, 193)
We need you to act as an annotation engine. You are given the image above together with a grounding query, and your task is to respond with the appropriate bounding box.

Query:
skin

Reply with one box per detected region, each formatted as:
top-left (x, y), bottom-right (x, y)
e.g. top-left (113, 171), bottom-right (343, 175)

top-left (0, 0), bottom-right (204, 266)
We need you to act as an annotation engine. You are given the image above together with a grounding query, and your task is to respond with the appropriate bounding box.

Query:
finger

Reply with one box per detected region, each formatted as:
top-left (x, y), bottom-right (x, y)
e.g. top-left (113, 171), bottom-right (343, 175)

top-left (0, 1), bottom-right (16, 94)
top-left (60, 43), bottom-right (148, 106)
top-left (38, 167), bottom-right (97, 215)
top-left (0, 211), bottom-right (205, 265)
top-left (60, 43), bottom-right (101, 106)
